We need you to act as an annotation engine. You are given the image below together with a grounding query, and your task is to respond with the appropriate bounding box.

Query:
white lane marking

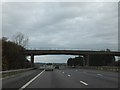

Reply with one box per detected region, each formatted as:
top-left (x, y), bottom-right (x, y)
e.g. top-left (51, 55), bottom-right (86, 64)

top-left (68, 74), bottom-right (71, 77)
top-left (62, 72), bottom-right (64, 74)
top-left (97, 74), bottom-right (103, 76)
top-left (19, 70), bottom-right (45, 90)
top-left (80, 81), bottom-right (88, 86)
top-left (76, 70), bottom-right (78, 71)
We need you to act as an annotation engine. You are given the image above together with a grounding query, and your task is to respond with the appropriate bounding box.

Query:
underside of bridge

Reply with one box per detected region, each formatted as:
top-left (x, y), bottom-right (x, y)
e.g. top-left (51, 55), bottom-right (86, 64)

top-left (29, 54), bottom-right (90, 66)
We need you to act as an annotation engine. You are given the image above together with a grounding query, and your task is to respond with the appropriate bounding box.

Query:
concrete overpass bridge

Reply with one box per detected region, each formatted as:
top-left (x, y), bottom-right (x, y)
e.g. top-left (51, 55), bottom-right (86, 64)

top-left (25, 50), bottom-right (120, 66)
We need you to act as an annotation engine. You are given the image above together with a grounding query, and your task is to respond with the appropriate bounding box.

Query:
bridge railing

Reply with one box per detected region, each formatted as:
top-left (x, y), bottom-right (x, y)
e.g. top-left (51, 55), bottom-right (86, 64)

top-left (25, 47), bottom-right (119, 52)
top-left (26, 47), bottom-right (94, 51)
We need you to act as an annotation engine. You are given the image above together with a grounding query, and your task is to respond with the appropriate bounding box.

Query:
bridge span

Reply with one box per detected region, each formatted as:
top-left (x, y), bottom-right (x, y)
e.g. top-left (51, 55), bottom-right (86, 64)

top-left (25, 50), bottom-right (120, 66)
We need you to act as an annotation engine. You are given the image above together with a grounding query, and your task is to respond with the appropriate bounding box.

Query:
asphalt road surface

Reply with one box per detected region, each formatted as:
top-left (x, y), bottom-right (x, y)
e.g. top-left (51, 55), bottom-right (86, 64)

top-left (2, 68), bottom-right (118, 89)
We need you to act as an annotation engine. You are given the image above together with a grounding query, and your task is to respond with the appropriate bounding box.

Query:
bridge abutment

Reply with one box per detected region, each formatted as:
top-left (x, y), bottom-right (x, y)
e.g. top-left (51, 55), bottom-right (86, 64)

top-left (84, 55), bottom-right (89, 66)
top-left (31, 54), bottom-right (34, 67)
top-left (82, 56), bottom-right (86, 66)
top-left (86, 55), bottom-right (89, 66)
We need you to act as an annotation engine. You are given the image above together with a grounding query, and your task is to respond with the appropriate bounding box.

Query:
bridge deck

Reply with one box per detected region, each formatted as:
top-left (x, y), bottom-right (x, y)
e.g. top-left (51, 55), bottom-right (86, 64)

top-left (25, 50), bottom-right (120, 56)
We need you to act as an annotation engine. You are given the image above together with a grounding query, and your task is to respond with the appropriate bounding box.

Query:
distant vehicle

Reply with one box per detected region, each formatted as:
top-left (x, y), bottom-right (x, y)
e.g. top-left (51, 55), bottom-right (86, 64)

top-left (33, 67), bottom-right (38, 69)
top-left (55, 66), bottom-right (59, 69)
top-left (72, 66), bottom-right (76, 68)
top-left (39, 65), bottom-right (45, 70)
top-left (45, 63), bottom-right (54, 71)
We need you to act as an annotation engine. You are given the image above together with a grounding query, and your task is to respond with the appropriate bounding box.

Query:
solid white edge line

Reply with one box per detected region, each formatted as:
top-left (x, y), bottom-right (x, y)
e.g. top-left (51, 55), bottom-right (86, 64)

top-left (19, 70), bottom-right (45, 90)
top-left (80, 81), bottom-right (88, 86)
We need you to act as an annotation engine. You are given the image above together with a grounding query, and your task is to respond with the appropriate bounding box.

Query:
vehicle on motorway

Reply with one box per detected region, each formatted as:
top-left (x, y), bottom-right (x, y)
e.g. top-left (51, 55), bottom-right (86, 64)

top-left (39, 65), bottom-right (45, 70)
top-left (55, 65), bottom-right (59, 69)
top-left (45, 63), bottom-right (54, 71)
top-left (72, 66), bottom-right (76, 68)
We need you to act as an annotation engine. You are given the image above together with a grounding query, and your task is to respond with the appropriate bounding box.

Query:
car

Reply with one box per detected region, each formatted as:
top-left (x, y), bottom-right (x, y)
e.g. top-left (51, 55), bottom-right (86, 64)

top-left (72, 66), bottom-right (76, 68)
top-left (55, 66), bottom-right (59, 69)
top-left (45, 63), bottom-right (54, 71)
top-left (39, 65), bottom-right (45, 70)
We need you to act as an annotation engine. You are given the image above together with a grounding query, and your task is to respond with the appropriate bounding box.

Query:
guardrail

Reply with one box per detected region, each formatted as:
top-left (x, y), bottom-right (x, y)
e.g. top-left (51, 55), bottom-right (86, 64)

top-left (79, 66), bottom-right (119, 71)
top-left (0, 68), bottom-right (34, 79)
top-left (0, 68), bottom-right (33, 74)
top-left (65, 66), bottom-right (119, 72)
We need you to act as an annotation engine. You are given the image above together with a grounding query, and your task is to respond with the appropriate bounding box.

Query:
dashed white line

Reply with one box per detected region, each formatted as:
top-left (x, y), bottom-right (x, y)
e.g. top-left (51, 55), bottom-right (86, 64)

top-left (19, 70), bottom-right (45, 90)
top-left (80, 81), bottom-right (88, 86)
top-left (68, 74), bottom-right (71, 77)
top-left (76, 70), bottom-right (78, 71)
top-left (97, 74), bottom-right (103, 76)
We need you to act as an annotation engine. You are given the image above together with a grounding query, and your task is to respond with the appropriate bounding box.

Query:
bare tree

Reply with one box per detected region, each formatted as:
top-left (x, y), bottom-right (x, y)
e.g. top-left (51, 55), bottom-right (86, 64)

top-left (12, 32), bottom-right (29, 48)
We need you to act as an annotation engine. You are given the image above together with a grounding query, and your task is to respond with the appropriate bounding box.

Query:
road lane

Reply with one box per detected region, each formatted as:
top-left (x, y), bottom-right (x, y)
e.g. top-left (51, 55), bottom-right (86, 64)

top-left (2, 68), bottom-right (119, 89)
top-left (20, 70), bottom-right (45, 89)
top-left (60, 69), bottom-right (118, 88)
top-left (2, 69), bottom-right (43, 89)
top-left (26, 70), bottom-right (85, 88)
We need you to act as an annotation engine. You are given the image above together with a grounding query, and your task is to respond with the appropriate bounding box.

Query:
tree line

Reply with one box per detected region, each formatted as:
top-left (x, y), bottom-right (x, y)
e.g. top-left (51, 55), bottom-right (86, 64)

top-left (67, 49), bottom-right (120, 66)
top-left (2, 33), bottom-right (32, 71)
top-left (67, 57), bottom-right (84, 66)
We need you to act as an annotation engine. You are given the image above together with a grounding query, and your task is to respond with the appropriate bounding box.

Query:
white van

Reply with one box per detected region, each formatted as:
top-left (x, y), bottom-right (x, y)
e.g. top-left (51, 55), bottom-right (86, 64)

top-left (45, 63), bottom-right (54, 71)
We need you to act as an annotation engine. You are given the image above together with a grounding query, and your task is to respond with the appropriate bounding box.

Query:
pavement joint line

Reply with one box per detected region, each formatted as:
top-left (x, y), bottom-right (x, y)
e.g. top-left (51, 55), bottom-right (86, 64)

top-left (19, 70), bottom-right (45, 90)
top-left (80, 81), bottom-right (88, 86)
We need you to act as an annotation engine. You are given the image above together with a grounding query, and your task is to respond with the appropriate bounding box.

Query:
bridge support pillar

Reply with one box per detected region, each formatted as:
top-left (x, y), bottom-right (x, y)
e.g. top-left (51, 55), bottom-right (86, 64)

top-left (112, 55), bottom-right (116, 66)
top-left (84, 55), bottom-right (89, 66)
top-left (86, 55), bottom-right (89, 66)
top-left (31, 54), bottom-right (34, 67)
top-left (83, 56), bottom-right (86, 66)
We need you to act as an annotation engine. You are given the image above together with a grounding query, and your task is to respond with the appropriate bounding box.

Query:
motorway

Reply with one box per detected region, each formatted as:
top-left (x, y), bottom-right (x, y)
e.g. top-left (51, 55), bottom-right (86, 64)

top-left (2, 68), bottom-right (118, 89)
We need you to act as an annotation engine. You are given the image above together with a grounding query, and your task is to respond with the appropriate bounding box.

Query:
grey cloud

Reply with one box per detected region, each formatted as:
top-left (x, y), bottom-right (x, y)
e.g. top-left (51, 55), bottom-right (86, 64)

top-left (2, 2), bottom-right (118, 62)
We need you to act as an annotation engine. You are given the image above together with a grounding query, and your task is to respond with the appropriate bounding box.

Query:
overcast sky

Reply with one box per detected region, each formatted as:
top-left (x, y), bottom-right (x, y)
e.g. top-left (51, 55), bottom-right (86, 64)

top-left (2, 2), bottom-right (118, 63)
